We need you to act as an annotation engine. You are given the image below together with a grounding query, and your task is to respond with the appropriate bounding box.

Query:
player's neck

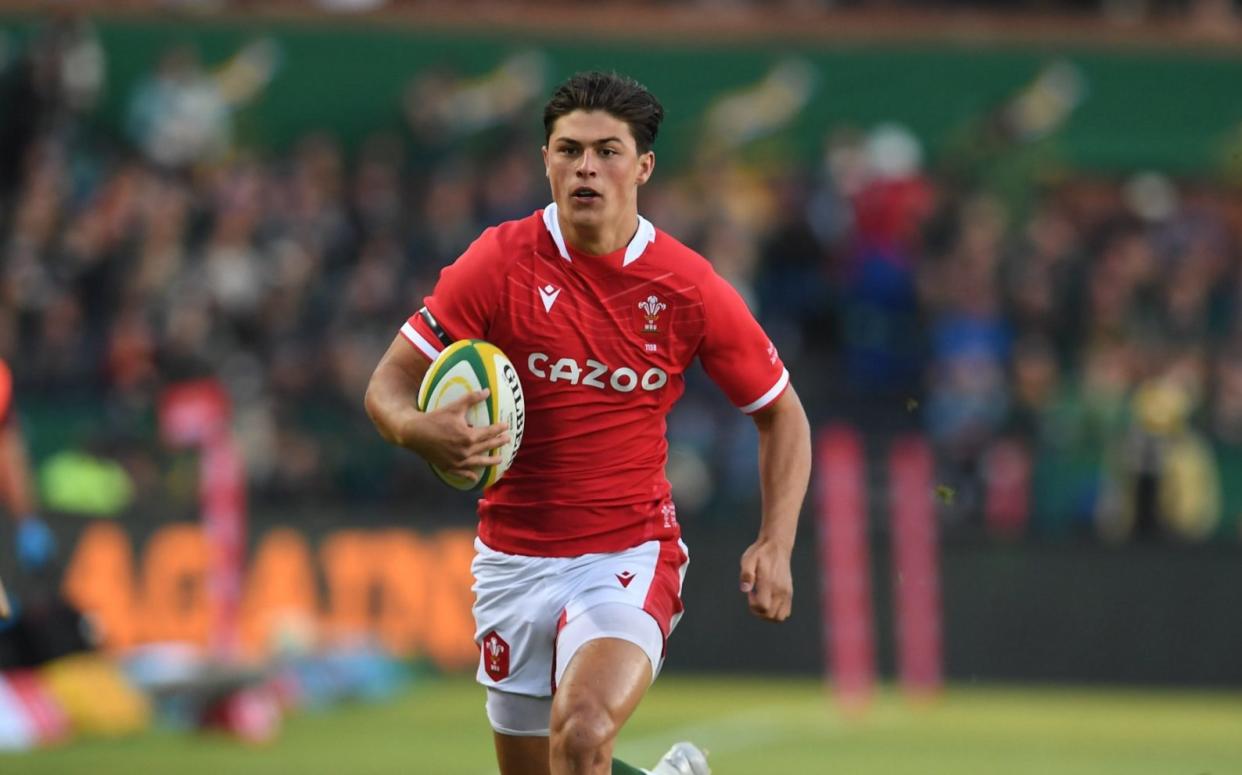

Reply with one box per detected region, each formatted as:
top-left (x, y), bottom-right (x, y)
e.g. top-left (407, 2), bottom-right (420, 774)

top-left (560, 212), bottom-right (639, 257)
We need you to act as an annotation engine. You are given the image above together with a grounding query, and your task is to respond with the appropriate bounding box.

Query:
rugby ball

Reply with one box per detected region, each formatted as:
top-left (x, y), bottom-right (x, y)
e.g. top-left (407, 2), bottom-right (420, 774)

top-left (417, 339), bottom-right (525, 491)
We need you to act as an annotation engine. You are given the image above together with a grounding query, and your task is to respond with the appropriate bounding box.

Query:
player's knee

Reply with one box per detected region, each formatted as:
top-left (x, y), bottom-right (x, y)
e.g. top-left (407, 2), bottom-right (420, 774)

top-left (549, 700), bottom-right (617, 765)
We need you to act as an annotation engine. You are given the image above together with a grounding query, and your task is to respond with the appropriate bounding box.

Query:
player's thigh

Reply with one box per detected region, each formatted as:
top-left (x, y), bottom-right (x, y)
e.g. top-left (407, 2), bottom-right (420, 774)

top-left (551, 635), bottom-right (653, 738)
top-left (553, 537), bottom-right (689, 689)
top-left (554, 600), bottom-right (666, 691)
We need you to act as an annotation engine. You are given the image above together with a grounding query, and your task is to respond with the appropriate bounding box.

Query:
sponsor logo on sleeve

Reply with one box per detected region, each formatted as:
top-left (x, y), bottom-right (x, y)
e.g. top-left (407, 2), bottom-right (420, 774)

top-left (661, 501), bottom-right (677, 529)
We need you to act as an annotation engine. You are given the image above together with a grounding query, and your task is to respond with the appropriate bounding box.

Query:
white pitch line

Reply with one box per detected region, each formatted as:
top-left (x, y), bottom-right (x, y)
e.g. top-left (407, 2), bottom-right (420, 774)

top-left (476, 701), bottom-right (888, 774)
top-left (475, 708), bottom-right (800, 775)
top-left (615, 706), bottom-right (822, 765)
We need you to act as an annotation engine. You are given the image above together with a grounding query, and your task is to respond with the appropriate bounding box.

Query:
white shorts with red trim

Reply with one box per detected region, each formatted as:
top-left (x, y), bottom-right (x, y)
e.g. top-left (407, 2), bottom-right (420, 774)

top-left (471, 536), bottom-right (689, 698)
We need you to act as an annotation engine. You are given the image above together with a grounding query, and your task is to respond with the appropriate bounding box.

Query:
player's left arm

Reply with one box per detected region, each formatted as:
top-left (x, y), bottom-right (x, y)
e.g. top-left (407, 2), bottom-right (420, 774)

top-left (0, 383), bottom-right (56, 571)
top-left (0, 419), bottom-right (37, 518)
top-left (739, 384), bottom-right (811, 623)
top-left (691, 261), bottom-right (810, 622)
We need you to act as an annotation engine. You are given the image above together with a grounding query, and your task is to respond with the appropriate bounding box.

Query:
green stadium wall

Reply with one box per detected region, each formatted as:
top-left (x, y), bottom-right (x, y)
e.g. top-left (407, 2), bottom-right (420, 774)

top-left (670, 528), bottom-right (1242, 687)
top-left (4, 15), bottom-right (1242, 175)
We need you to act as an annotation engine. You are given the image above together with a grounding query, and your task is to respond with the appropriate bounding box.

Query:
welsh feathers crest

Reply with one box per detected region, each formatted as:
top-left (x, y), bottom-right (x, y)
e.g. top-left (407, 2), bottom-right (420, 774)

top-left (638, 295), bottom-right (667, 333)
top-left (482, 630), bottom-right (510, 680)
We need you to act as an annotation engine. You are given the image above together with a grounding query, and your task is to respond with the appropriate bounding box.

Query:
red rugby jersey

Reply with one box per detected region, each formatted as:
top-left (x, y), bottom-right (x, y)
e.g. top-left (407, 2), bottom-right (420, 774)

top-left (403, 205), bottom-right (788, 556)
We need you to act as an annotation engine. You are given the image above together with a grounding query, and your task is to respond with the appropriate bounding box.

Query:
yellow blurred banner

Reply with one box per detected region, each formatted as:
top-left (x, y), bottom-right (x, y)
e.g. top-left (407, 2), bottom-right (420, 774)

top-left (61, 523), bottom-right (478, 669)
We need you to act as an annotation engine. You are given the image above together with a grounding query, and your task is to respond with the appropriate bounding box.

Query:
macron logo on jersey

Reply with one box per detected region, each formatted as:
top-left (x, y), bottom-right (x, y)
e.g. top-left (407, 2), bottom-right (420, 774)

top-left (539, 284), bottom-right (561, 313)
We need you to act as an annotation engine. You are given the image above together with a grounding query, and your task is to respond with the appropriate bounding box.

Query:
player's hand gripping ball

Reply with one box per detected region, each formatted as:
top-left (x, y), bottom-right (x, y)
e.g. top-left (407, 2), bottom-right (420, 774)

top-left (417, 339), bottom-right (525, 491)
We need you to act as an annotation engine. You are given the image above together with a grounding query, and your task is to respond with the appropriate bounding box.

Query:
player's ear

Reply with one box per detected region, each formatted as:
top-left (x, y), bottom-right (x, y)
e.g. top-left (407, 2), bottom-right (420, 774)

top-left (636, 150), bottom-right (655, 186)
top-left (541, 146), bottom-right (550, 176)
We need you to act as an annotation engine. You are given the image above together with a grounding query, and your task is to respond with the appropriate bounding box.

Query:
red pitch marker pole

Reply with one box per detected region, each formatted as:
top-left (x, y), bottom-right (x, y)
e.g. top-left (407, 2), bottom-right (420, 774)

top-left (888, 435), bottom-right (943, 699)
top-left (984, 438), bottom-right (1031, 540)
top-left (159, 380), bottom-right (246, 660)
top-left (816, 425), bottom-right (874, 712)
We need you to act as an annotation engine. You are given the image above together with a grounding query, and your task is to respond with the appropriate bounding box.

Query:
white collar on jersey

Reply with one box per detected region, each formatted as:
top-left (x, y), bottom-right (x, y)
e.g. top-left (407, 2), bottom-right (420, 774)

top-left (542, 202), bottom-right (656, 268)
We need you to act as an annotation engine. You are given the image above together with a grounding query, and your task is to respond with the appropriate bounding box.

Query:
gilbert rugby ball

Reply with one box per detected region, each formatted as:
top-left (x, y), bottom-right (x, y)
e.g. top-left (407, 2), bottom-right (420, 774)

top-left (417, 339), bottom-right (525, 491)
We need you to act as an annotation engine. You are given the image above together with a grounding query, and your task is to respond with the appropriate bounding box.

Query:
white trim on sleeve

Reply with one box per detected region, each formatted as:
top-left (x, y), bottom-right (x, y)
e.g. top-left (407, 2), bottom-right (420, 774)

top-left (739, 368), bottom-right (790, 414)
top-left (401, 321), bottom-right (442, 361)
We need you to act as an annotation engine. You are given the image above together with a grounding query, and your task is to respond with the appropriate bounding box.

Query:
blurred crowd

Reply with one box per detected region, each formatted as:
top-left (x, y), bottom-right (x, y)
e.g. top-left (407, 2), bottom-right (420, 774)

top-left (4, 14), bottom-right (1242, 544)
top-left (3, 0), bottom-right (1240, 32)
top-left (12, 0), bottom-right (1234, 23)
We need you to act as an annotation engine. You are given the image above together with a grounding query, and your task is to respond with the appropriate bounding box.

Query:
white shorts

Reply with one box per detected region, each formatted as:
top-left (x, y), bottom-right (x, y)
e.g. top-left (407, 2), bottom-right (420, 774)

top-left (471, 537), bottom-right (689, 698)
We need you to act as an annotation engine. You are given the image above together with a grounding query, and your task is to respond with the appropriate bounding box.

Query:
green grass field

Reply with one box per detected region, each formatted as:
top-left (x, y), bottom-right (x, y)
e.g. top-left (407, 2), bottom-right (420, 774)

top-left (5, 674), bottom-right (1242, 774)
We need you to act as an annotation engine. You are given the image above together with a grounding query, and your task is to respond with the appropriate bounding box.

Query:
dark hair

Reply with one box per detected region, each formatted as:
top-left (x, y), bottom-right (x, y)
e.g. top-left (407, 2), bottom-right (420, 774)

top-left (543, 71), bottom-right (664, 154)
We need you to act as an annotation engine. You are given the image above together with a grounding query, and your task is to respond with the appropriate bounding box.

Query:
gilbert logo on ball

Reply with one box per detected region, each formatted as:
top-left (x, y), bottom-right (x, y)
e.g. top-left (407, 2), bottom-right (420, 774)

top-left (417, 339), bottom-right (525, 491)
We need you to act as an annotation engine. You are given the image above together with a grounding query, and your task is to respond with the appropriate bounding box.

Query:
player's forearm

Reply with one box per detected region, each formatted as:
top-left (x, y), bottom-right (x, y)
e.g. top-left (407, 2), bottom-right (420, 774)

top-left (365, 335), bottom-right (435, 451)
top-left (0, 425), bottom-right (36, 517)
top-left (753, 386), bottom-right (811, 551)
top-left (364, 363), bottom-right (425, 449)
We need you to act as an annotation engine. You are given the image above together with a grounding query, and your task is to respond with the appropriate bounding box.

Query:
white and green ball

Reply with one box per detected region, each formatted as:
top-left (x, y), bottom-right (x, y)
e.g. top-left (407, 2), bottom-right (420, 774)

top-left (417, 339), bottom-right (525, 491)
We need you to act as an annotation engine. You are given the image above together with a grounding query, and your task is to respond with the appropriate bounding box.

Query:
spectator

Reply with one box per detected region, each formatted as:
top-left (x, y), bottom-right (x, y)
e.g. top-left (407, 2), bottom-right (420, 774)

top-left (126, 40), bottom-right (278, 170)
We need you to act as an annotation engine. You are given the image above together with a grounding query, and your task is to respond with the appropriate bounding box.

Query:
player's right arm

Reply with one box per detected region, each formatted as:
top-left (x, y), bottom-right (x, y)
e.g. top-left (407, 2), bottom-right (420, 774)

top-left (364, 334), bottom-right (509, 483)
top-left (367, 224), bottom-right (512, 482)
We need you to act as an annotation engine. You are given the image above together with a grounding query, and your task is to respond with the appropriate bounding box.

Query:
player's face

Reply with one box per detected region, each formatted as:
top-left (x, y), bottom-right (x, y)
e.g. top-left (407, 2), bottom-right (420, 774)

top-left (542, 110), bottom-right (654, 245)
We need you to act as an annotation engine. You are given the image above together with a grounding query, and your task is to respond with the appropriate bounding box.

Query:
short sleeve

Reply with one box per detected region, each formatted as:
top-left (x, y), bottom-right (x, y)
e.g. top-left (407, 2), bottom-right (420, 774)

top-left (697, 272), bottom-right (789, 414)
top-left (401, 228), bottom-right (506, 361)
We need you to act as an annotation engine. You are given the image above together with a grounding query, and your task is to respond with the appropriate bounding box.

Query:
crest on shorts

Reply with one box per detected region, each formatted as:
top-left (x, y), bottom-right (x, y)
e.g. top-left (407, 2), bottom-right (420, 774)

top-left (482, 630), bottom-right (510, 681)
top-left (637, 295), bottom-right (667, 335)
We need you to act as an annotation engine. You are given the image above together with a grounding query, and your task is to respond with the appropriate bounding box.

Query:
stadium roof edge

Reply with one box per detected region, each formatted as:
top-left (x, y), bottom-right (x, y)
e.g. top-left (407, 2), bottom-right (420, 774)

top-left (2, 2), bottom-right (1242, 58)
